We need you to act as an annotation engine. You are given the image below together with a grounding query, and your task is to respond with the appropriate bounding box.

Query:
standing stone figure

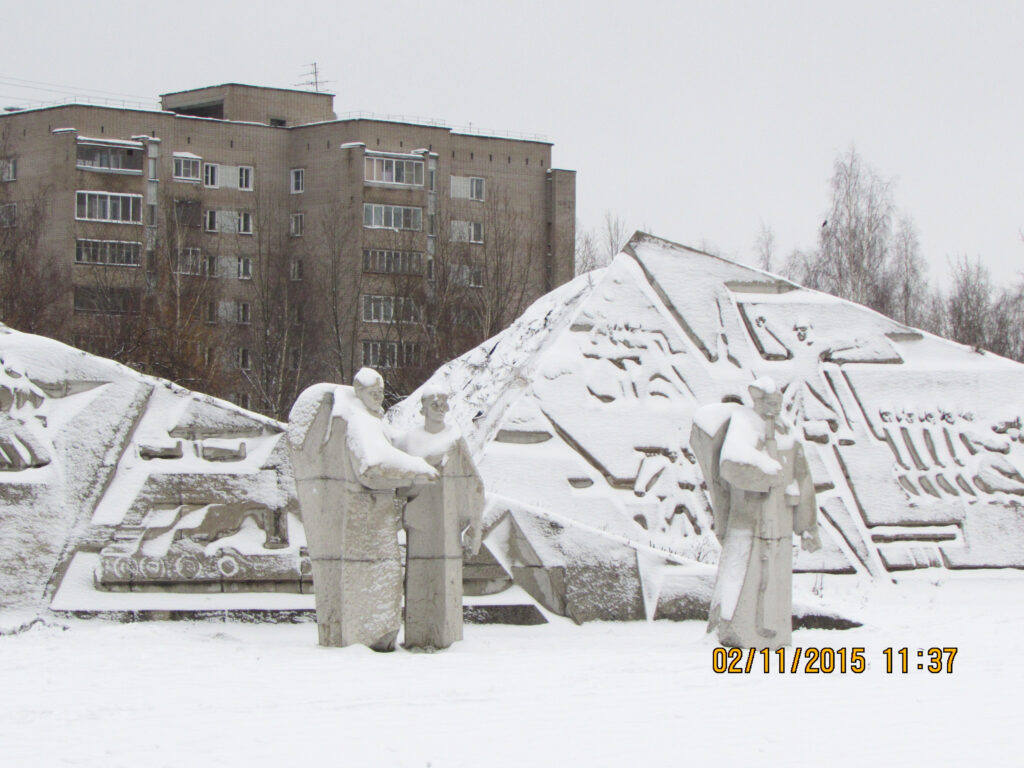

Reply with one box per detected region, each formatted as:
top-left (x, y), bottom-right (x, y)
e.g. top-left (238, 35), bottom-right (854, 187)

top-left (394, 388), bottom-right (484, 650)
top-left (690, 377), bottom-right (820, 648)
top-left (288, 369), bottom-right (437, 651)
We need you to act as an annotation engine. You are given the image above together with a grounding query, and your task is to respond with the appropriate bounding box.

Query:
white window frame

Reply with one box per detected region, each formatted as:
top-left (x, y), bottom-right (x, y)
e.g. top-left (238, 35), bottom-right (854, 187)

top-left (470, 177), bottom-right (485, 201)
top-left (362, 204), bottom-right (422, 231)
top-left (363, 156), bottom-right (425, 186)
top-left (470, 222), bottom-right (483, 244)
top-left (237, 256), bottom-right (252, 279)
top-left (451, 263), bottom-right (484, 288)
top-left (75, 192), bottom-right (142, 224)
top-left (204, 210), bottom-right (218, 232)
top-left (290, 258), bottom-right (304, 281)
top-left (236, 301), bottom-right (251, 325)
top-left (174, 247), bottom-right (205, 276)
top-left (74, 239), bottom-right (142, 266)
top-left (238, 166), bottom-right (253, 191)
top-left (362, 295), bottom-right (420, 324)
top-left (238, 211), bottom-right (253, 235)
top-left (290, 168), bottom-right (304, 193)
top-left (173, 157), bottom-right (201, 182)
top-left (1, 157), bottom-right (17, 182)
top-left (361, 249), bottom-right (424, 275)
top-left (203, 162), bottom-right (219, 188)
top-left (0, 203), bottom-right (15, 228)
top-left (290, 213), bottom-right (304, 237)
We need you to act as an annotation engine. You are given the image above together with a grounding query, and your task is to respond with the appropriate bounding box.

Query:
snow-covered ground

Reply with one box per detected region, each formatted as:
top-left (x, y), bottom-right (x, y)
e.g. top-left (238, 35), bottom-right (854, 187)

top-left (1, 573), bottom-right (1017, 767)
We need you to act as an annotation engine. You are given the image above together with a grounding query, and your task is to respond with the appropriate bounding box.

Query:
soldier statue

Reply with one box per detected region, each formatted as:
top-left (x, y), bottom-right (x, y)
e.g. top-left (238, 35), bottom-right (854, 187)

top-left (690, 377), bottom-right (820, 648)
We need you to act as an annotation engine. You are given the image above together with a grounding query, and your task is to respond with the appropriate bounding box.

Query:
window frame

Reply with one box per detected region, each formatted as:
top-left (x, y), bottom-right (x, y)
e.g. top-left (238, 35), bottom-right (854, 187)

top-left (290, 168), bottom-right (304, 194)
top-left (75, 192), bottom-right (143, 224)
top-left (203, 162), bottom-right (219, 188)
top-left (238, 166), bottom-right (253, 191)
top-left (362, 203), bottom-right (422, 231)
top-left (237, 256), bottom-right (252, 279)
top-left (173, 156), bottom-right (201, 182)
top-left (290, 213), bottom-right (304, 237)
top-left (74, 239), bottom-right (142, 267)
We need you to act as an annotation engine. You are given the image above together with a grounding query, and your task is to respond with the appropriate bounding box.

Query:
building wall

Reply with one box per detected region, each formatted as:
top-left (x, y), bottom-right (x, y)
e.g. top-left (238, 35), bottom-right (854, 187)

top-left (0, 88), bottom-right (575, 413)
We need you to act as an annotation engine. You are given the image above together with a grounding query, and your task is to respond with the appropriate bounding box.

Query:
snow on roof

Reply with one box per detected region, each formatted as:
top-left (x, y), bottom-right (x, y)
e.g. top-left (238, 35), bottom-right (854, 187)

top-left (0, 323), bottom-right (294, 611)
top-left (172, 151), bottom-right (202, 159)
top-left (76, 136), bottom-right (144, 148)
top-left (390, 231), bottom-right (1024, 619)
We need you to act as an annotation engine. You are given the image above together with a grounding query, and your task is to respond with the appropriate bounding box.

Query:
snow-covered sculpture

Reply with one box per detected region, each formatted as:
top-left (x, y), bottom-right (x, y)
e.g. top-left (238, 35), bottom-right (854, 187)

top-left (691, 377), bottom-right (821, 648)
top-left (288, 369), bottom-right (437, 651)
top-left (395, 389), bottom-right (485, 649)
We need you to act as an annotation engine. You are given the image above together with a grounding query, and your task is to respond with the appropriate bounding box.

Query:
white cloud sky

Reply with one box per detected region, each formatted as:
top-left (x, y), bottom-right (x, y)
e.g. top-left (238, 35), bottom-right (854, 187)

top-left (3, 0), bottom-right (1022, 285)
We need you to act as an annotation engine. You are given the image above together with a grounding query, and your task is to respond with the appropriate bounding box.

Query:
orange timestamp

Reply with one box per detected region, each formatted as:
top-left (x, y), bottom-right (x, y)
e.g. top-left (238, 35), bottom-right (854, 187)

top-left (711, 646), bottom-right (958, 674)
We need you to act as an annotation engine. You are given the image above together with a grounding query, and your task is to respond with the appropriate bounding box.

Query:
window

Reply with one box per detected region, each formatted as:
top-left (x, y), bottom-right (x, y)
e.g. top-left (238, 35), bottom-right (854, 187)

top-left (290, 168), bottom-right (304, 193)
top-left (0, 203), bottom-right (15, 228)
top-left (237, 256), bottom-right (252, 279)
top-left (450, 220), bottom-right (483, 244)
top-left (73, 286), bottom-right (138, 314)
top-left (76, 144), bottom-right (143, 173)
top-left (290, 213), bottom-right (304, 237)
top-left (75, 192), bottom-right (142, 223)
top-left (238, 166), bottom-right (253, 190)
top-left (236, 302), bottom-right (251, 324)
top-left (205, 210), bottom-right (218, 232)
top-left (173, 199), bottom-right (201, 228)
top-left (470, 177), bottom-right (485, 201)
top-left (362, 249), bottom-right (423, 275)
top-left (0, 157), bottom-right (16, 182)
top-left (362, 204), bottom-right (422, 231)
top-left (237, 348), bottom-right (251, 370)
top-left (428, 168), bottom-right (435, 192)
top-left (426, 256), bottom-right (434, 281)
top-left (361, 340), bottom-right (421, 369)
top-left (74, 239), bottom-right (142, 266)
top-left (205, 301), bottom-right (218, 324)
top-left (203, 163), bottom-right (219, 188)
top-left (204, 253), bottom-right (217, 276)
top-left (364, 157), bottom-right (424, 186)
top-left (293, 305), bottom-right (304, 326)
top-left (173, 156), bottom-right (201, 181)
top-left (238, 212), bottom-right (253, 235)
top-left (450, 263), bottom-right (484, 287)
top-left (147, 203), bottom-right (157, 226)
top-left (450, 175), bottom-right (485, 200)
top-left (174, 248), bottom-right (202, 275)
top-left (362, 295), bottom-right (420, 323)
top-left (290, 258), bottom-right (304, 281)
top-left (234, 392), bottom-right (252, 409)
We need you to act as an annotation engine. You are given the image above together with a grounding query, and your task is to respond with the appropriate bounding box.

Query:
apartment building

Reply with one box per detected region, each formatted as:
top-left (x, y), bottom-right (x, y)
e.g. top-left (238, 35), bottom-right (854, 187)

top-left (0, 84), bottom-right (576, 415)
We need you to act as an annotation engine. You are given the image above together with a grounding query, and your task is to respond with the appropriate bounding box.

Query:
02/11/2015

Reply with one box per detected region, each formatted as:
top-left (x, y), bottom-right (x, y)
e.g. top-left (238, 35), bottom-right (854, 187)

top-left (711, 646), bottom-right (958, 674)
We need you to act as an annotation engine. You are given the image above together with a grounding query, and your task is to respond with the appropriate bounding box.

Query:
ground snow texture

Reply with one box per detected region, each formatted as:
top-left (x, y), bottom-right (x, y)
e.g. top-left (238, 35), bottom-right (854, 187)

top-left (1, 575), bottom-right (1017, 767)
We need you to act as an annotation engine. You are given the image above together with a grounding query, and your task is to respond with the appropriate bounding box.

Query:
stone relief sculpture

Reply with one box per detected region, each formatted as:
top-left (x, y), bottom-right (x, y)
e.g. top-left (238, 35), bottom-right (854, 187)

top-left (691, 377), bottom-right (820, 648)
top-left (394, 389), bottom-right (485, 650)
top-left (288, 368), bottom-right (437, 651)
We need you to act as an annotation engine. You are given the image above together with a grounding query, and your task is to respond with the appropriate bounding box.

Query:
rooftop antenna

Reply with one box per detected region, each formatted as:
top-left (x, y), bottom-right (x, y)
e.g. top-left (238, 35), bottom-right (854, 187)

top-left (295, 63), bottom-right (331, 93)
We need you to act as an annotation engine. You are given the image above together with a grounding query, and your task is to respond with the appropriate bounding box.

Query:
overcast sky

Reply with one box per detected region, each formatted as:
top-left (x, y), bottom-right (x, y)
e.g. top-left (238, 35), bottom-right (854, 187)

top-left (4, 0), bottom-right (1022, 287)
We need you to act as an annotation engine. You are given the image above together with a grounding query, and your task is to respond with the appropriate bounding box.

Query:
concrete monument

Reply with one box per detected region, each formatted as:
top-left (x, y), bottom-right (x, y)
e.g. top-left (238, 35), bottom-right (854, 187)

top-left (691, 377), bottom-right (820, 648)
top-left (288, 369), bottom-right (437, 651)
top-left (395, 389), bottom-right (485, 649)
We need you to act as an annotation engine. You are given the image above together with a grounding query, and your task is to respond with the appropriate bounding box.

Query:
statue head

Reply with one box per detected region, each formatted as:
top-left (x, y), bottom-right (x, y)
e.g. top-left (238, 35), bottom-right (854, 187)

top-left (749, 377), bottom-right (782, 419)
top-left (353, 367), bottom-right (385, 416)
top-left (420, 387), bottom-right (450, 433)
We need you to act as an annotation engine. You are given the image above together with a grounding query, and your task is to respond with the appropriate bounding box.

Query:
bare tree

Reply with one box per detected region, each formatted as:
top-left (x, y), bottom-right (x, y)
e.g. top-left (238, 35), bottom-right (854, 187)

top-left (946, 256), bottom-right (992, 350)
top-left (753, 223), bottom-right (776, 273)
top-left (0, 127), bottom-right (65, 336)
top-left (887, 216), bottom-right (929, 327)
